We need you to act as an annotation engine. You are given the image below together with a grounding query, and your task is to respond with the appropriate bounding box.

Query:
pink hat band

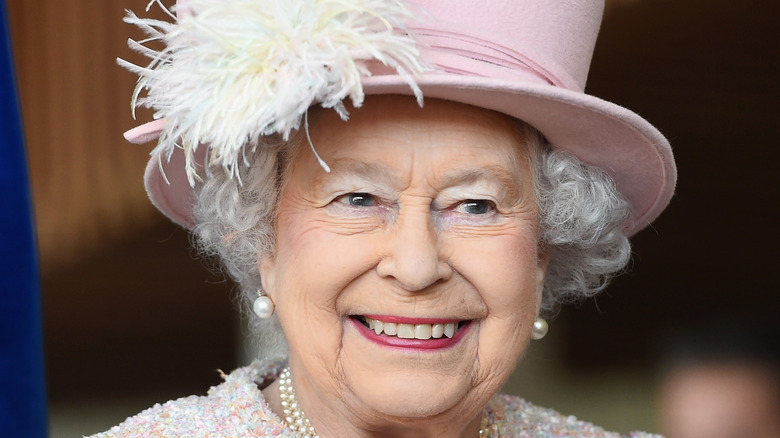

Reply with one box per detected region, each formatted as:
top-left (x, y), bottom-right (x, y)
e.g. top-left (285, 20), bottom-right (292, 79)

top-left (409, 30), bottom-right (574, 89)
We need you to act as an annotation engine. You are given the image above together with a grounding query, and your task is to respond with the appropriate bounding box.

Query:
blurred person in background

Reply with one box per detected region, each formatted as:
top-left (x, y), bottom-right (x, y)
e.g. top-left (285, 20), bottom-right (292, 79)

top-left (658, 323), bottom-right (780, 438)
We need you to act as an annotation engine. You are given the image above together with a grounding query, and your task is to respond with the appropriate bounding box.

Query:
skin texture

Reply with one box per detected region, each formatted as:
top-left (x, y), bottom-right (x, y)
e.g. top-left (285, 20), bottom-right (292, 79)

top-left (260, 96), bottom-right (548, 437)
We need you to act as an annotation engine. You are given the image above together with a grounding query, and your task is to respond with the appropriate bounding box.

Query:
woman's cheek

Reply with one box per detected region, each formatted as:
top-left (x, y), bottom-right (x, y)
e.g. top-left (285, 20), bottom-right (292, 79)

top-left (450, 230), bottom-right (539, 311)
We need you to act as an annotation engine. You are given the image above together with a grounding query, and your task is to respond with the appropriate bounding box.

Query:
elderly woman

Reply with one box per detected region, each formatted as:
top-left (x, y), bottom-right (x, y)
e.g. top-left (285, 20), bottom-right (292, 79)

top-left (95, 0), bottom-right (675, 436)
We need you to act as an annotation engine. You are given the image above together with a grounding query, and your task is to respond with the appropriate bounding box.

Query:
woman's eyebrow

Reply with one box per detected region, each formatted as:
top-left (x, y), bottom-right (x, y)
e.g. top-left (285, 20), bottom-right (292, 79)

top-left (437, 167), bottom-right (521, 200)
top-left (315, 160), bottom-right (401, 187)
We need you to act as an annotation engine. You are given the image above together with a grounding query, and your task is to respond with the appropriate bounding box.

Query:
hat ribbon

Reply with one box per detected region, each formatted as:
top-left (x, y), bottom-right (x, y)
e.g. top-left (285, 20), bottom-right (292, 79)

top-left (410, 28), bottom-right (576, 91)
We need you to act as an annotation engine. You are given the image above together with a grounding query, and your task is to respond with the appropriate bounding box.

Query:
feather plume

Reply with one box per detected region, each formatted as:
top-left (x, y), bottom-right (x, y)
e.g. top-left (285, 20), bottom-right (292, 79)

top-left (121, 0), bottom-right (428, 185)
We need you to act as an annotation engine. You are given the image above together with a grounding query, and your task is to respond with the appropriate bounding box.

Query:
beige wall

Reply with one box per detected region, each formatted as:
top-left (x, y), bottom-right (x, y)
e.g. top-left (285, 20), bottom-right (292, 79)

top-left (8, 0), bottom-right (162, 273)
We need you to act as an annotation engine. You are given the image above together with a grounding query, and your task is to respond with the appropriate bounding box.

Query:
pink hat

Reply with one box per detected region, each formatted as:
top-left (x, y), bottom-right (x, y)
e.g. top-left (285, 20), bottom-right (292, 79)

top-left (123, 0), bottom-right (676, 236)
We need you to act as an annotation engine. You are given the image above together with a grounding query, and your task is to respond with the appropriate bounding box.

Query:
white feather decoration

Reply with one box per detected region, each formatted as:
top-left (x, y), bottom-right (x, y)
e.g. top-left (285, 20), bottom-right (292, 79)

top-left (120, 0), bottom-right (428, 185)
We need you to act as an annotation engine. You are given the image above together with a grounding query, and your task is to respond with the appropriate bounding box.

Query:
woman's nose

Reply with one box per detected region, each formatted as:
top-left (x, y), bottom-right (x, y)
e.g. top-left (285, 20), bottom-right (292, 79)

top-left (376, 207), bottom-right (452, 292)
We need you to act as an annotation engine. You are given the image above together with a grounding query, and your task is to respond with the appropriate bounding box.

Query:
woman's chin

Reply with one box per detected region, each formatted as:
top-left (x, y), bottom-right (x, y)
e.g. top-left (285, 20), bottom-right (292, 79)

top-left (337, 319), bottom-right (482, 420)
top-left (347, 372), bottom-right (473, 419)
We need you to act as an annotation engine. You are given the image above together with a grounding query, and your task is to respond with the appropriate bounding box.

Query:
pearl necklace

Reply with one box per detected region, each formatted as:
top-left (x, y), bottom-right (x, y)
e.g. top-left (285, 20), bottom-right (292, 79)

top-left (278, 366), bottom-right (498, 438)
top-left (278, 367), bottom-right (318, 438)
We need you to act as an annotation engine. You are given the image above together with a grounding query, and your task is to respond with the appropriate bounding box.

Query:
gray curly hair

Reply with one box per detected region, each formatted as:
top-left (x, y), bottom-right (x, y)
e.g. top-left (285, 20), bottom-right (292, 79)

top-left (191, 118), bottom-right (631, 362)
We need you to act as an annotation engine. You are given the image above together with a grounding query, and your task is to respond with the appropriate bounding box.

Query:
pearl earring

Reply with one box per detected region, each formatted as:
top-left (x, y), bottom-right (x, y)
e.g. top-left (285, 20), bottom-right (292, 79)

top-left (252, 291), bottom-right (275, 319)
top-left (531, 317), bottom-right (548, 340)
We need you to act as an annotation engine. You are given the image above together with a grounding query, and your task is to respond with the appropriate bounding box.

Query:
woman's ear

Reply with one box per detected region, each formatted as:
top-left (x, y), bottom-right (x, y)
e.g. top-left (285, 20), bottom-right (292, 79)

top-left (259, 252), bottom-right (277, 299)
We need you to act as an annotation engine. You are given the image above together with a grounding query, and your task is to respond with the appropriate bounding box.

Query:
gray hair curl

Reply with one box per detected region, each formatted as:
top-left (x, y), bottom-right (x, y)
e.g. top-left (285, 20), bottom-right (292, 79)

top-left (191, 124), bottom-right (630, 362)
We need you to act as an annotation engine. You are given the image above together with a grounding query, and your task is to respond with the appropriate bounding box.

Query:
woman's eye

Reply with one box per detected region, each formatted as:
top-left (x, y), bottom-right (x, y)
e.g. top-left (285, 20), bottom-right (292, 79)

top-left (325, 192), bottom-right (389, 221)
top-left (342, 193), bottom-right (375, 207)
top-left (457, 199), bottom-right (493, 215)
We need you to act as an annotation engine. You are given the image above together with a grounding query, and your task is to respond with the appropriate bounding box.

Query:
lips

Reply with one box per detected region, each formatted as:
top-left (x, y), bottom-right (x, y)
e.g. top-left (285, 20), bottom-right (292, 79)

top-left (351, 315), bottom-right (471, 350)
top-left (361, 316), bottom-right (459, 339)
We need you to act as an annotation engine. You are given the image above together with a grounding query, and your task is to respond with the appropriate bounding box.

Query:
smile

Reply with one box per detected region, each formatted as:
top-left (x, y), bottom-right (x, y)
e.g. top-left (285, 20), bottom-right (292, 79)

top-left (359, 316), bottom-right (463, 339)
top-left (350, 315), bottom-right (472, 350)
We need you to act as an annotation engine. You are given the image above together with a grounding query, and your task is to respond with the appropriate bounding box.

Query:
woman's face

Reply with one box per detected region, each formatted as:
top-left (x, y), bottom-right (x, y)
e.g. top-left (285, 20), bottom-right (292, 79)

top-left (261, 96), bottom-right (547, 431)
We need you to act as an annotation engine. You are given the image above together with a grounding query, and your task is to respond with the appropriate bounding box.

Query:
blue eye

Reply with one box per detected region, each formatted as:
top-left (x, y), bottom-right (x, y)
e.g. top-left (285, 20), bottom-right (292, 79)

top-left (460, 200), bottom-right (492, 214)
top-left (346, 193), bottom-right (375, 207)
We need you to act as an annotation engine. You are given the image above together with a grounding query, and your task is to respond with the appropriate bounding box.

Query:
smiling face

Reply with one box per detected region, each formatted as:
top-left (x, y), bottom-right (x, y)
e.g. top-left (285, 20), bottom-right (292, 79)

top-left (260, 96), bottom-right (548, 435)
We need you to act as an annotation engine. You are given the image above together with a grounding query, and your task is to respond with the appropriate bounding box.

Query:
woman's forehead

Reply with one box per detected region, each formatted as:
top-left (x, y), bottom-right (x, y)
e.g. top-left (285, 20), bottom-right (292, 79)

top-left (291, 96), bottom-right (534, 182)
top-left (310, 95), bottom-right (521, 138)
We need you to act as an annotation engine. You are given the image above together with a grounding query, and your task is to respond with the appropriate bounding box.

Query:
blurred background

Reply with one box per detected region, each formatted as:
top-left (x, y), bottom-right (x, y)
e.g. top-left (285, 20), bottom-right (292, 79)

top-left (6, 0), bottom-right (779, 436)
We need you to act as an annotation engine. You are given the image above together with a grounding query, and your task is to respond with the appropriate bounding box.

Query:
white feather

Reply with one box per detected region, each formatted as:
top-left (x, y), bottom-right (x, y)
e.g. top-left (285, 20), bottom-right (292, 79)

top-left (122, 0), bottom-right (428, 186)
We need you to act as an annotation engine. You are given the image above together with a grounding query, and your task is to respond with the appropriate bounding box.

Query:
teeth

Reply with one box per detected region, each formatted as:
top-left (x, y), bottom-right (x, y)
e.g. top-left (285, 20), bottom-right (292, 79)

top-left (444, 323), bottom-right (455, 338)
top-left (383, 322), bottom-right (397, 335)
top-left (432, 324), bottom-right (444, 338)
top-left (363, 317), bottom-right (460, 340)
top-left (415, 324), bottom-right (432, 339)
top-left (397, 323), bottom-right (415, 339)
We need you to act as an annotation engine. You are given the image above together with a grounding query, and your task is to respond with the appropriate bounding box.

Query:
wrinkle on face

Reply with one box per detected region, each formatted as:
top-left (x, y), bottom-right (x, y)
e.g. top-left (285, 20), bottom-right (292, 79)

top-left (260, 96), bottom-right (548, 435)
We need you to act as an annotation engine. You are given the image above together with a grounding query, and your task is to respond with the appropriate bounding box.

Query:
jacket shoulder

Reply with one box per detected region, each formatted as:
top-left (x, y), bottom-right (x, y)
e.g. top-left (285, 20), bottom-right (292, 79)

top-left (491, 394), bottom-right (663, 438)
top-left (85, 363), bottom-right (293, 437)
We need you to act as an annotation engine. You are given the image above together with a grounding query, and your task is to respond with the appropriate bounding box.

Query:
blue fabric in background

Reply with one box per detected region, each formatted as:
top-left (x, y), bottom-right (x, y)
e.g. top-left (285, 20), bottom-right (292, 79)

top-left (0, 0), bottom-right (48, 436)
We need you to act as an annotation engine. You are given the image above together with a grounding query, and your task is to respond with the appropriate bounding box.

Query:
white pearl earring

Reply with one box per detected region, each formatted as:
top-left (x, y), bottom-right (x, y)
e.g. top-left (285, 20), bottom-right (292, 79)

top-left (252, 291), bottom-right (275, 319)
top-left (531, 317), bottom-right (548, 340)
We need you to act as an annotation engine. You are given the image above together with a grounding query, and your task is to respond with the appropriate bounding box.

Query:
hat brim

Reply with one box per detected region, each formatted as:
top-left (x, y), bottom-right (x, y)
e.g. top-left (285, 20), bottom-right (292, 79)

top-left (137, 73), bottom-right (676, 236)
